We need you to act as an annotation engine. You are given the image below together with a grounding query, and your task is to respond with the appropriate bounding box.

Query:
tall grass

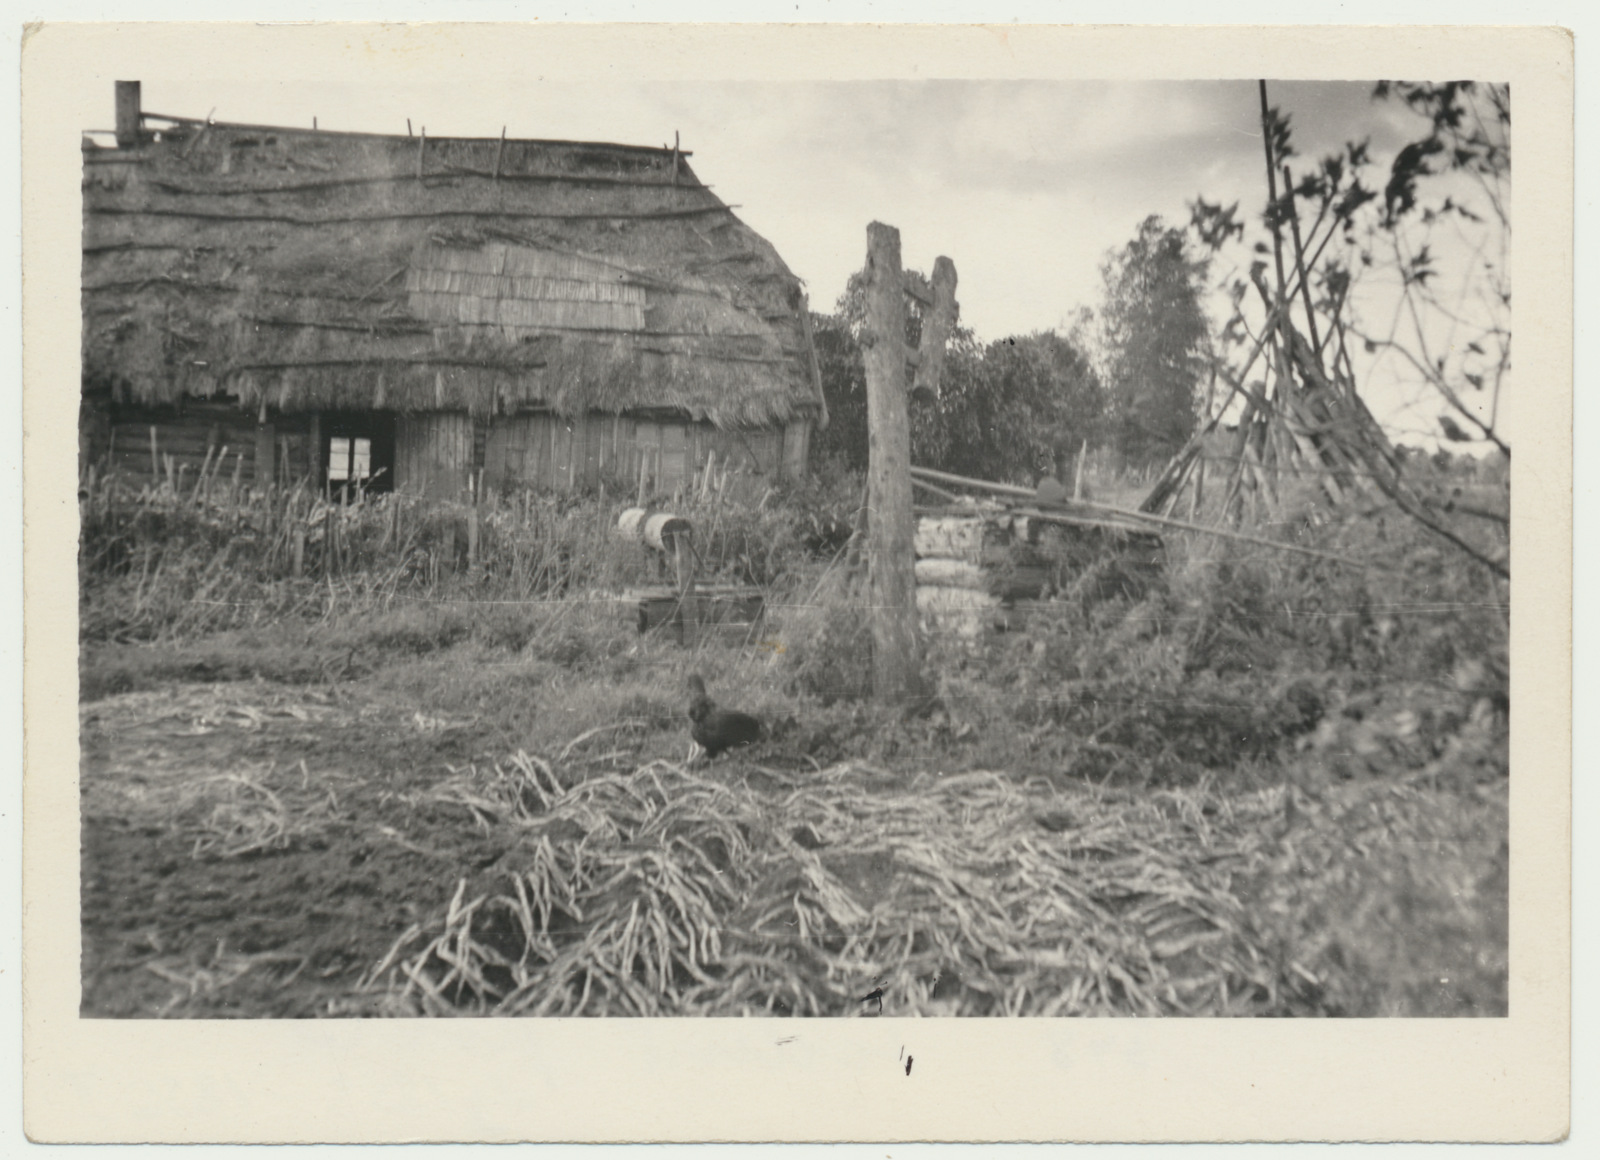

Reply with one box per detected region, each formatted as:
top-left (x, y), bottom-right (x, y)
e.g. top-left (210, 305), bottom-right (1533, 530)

top-left (77, 462), bottom-right (864, 644)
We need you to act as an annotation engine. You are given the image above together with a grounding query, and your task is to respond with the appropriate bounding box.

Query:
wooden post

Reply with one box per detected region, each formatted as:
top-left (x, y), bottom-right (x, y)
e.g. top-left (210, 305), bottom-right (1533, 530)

top-left (307, 411), bottom-right (323, 491)
top-left (115, 81), bottom-right (141, 149)
top-left (863, 222), bottom-right (923, 705)
top-left (493, 126), bottom-right (507, 180)
top-left (673, 531), bottom-right (698, 648)
top-left (910, 257), bottom-right (959, 404)
top-left (148, 425), bottom-right (159, 480)
top-left (255, 400), bottom-right (275, 488)
top-left (1282, 163), bottom-right (1324, 357)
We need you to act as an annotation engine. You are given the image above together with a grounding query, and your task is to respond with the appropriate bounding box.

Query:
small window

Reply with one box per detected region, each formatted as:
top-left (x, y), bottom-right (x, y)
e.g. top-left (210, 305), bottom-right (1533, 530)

top-left (327, 436), bottom-right (372, 483)
top-left (328, 437), bottom-right (350, 481)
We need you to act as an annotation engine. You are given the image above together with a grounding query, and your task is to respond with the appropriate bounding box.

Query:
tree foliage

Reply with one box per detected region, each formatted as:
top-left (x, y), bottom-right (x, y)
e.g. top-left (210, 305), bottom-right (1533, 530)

top-left (1094, 215), bottom-right (1213, 467)
top-left (917, 330), bottom-right (1103, 484)
top-left (810, 272), bottom-right (1104, 485)
top-left (1191, 82), bottom-right (1510, 456)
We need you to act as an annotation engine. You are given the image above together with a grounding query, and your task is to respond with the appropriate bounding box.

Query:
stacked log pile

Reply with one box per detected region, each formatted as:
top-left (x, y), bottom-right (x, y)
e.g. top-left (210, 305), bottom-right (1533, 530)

top-left (913, 509), bottom-right (1048, 639)
top-left (909, 466), bottom-right (1173, 641)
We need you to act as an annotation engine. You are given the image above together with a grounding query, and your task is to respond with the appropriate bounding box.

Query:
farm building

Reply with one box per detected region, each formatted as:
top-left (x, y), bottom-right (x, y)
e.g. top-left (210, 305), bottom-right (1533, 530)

top-left (81, 82), bottom-right (827, 499)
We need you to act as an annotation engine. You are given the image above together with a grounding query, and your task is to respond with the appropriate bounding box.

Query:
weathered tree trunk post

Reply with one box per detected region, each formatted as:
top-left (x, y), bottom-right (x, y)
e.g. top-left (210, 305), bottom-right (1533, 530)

top-left (863, 222), bottom-right (923, 705)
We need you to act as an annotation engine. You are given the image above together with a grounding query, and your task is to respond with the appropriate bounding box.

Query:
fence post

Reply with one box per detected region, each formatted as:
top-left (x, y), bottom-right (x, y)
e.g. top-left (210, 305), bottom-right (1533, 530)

top-left (863, 222), bottom-right (924, 705)
top-left (674, 531), bottom-right (698, 648)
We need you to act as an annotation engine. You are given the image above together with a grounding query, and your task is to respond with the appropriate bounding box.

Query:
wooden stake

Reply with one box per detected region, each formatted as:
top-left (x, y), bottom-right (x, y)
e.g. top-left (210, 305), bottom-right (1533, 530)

top-left (671, 131), bottom-right (680, 186)
top-left (1257, 82), bottom-right (1292, 316)
top-left (863, 222), bottom-right (924, 705)
top-left (416, 128), bottom-right (426, 179)
top-left (493, 126), bottom-right (506, 180)
top-left (308, 411), bottom-right (323, 491)
top-left (1282, 163), bottom-right (1324, 357)
top-left (255, 409), bottom-right (275, 489)
top-left (674, 531), bottom-right (698, 648)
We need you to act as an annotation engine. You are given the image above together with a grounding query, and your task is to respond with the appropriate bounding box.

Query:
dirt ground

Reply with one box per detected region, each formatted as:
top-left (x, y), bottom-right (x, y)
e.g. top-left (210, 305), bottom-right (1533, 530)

top-left (79, 641), bottom-right (1508, 1019)
top-left (79, 678), bottom-right (530, 1017)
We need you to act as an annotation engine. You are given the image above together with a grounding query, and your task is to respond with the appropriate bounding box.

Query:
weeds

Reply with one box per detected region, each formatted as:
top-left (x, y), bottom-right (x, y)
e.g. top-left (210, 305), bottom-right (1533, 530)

top-left (79, 451), bottom-right (1509, 1018)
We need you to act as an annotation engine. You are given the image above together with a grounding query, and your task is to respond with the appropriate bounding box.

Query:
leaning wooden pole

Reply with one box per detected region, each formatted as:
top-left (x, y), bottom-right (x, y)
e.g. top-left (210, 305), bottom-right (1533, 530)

top-left (863, 222), bottom-right (923, 705)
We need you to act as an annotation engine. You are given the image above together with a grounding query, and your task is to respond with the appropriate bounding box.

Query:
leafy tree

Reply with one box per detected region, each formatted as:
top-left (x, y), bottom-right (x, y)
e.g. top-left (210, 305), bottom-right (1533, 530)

top-left (1364, 82), bottom-right (1510, 455)
top-left (1094, 215), bottom-right (1213, 467)
top-left (924, 331), bottom-right (1103, 485)
top-left (811, 272), bottom-right (1102, 484)
top-left (809, 308), bottom-right (870, 473)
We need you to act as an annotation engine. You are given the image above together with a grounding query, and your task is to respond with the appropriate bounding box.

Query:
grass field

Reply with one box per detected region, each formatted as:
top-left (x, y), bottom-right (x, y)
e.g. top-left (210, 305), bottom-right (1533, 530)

top-left (77, 464), bottom-right (1510, 1017)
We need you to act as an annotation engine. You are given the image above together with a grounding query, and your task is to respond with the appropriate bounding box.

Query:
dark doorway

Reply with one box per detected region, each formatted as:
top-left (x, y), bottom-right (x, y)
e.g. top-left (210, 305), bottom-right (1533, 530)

top-left (321, 411), bottom-right (396, 499)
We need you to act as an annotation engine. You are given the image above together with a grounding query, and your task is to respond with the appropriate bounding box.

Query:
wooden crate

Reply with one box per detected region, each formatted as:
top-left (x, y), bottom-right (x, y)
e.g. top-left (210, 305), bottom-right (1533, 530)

top-left (626, 585), bottom-right (766, 645)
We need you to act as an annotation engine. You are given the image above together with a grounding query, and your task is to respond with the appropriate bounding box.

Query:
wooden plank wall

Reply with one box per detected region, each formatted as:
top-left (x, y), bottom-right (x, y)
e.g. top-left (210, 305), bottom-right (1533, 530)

top-left (86, 404), bottom-right (806, 496)
top-left (90, 405), bottom-right (309, 487)
top-left (483, 412), bottom-right (791, 496)
top-left (396, 412), bottom-right (474, 499)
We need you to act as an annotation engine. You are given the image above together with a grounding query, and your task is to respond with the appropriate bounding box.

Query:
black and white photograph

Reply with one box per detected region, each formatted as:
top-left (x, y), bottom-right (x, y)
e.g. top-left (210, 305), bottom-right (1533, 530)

top-left (20, 18), bottom-right (1573, 1145)
top-left (71, 68), bottom-right (1516, 1019)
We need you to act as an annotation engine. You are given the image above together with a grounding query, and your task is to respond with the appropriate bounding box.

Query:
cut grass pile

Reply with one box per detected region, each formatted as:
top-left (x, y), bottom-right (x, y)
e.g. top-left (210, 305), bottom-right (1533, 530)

top-left (359, 748), bottom-right (1506, 1018)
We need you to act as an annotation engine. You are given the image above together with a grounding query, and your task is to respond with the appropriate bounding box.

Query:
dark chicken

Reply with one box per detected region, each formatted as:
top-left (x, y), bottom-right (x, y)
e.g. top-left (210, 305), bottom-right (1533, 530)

top-left (686, 674), bottom-right (764, 760)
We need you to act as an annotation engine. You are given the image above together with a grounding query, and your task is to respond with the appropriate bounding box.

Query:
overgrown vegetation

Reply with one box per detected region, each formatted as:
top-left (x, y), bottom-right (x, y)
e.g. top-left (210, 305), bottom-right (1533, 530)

top-left (79, 448), bottom-right (1507, 1019)
top-left (811, 277), bottom-right (1107, 486)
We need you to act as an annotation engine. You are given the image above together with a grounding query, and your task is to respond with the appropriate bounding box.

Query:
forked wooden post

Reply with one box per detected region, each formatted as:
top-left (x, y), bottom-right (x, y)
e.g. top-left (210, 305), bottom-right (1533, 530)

top-left (863, 222), bottom-right (922, 704)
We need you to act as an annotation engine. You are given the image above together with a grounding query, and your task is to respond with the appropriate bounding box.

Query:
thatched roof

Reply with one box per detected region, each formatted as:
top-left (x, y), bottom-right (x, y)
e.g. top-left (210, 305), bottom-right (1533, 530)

top-left (82, 113), bottom-right (826, 429)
